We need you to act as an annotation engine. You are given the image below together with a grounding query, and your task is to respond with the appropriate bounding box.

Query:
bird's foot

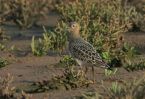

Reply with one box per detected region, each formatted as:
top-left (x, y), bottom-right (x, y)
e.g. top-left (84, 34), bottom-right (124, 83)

top-left (77, 69), bottom-right (85, 77)
top-left (88, 79), bottom-right (95, 84)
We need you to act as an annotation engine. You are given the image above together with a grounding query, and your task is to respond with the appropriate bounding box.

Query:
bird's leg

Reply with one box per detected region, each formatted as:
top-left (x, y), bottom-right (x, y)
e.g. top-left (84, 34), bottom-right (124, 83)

top-left (76, 59), bottom-right (84, 76)
top-left (84, 66), bottom-right (88, 77)
top-left (77, 65), bottom-right (83, 76)
top-left (91, 66), bottom-right (95, 83)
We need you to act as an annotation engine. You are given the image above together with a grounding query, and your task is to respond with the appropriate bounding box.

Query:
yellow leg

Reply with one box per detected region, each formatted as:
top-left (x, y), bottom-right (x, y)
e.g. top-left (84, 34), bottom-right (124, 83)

top-left (77, 65), bottom-right (83, 76)
top-left (84, 66), bottom-right (88, 74)
top-left (84, 66), bottom-right (88, 77)
top-left (91, 66), bottom-right (95, 83)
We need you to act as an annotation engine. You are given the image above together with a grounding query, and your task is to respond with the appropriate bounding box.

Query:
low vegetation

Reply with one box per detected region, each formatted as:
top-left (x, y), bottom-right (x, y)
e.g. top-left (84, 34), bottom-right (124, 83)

top-left (31, 33), bottom-right (51, 56)
top-left (0, 43), bottom-right (5, 51)
top-left (0, 74), bottom-right (32, 99)
top-left (30, 67), bottom-right (92, 92)
top-left (0, 58), bottom-right (8, 68)
top-left (0, 27), bottom-right (9, 51)
top-left (56, 55), bottom-right (76, 68)
top-left (0, 74), bottom-right (15, 99)
top-left (0, 0), bottom-right (51, 29)
top-left (75, 74), bottom-right (145, 99)
top-left (31, 0), bottom-right (145, 71)
top-left (103, 75), bottom-right (145, 99)
top-left (0, 27), bottom-right (9, 41)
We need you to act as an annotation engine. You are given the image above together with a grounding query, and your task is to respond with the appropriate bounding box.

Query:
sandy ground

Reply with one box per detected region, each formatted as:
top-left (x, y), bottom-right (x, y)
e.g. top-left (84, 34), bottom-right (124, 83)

top-left (0, 11), bottom-right (145, 99)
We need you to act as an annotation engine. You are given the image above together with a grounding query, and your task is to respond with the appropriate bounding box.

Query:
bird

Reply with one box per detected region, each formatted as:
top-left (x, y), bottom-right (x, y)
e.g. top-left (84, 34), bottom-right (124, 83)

top-left (67, 22), bottom-right (111, 82)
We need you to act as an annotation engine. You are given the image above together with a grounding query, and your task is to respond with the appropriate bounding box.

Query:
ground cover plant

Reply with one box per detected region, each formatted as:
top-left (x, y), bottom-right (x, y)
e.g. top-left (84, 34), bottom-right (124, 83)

top-left (31, 0), bottom-right (145, 70)
top-left (0, 0), bottom-right (51, 29)
top-left (29, 67), bottom-right (92, 93)
top-left (75, 74), bottom-right (145, 99)
top-left (0, 58), bottom-right (8, 68)
top-left (0, 26), bottom-right (10, 51)
top-left (56, 55), bottom-right (76, 68)
top-left (0, 74), bottom-right (16, 99)
top-left (0, 74), bottom-right (32, 99)
top-left (0, 74), bottom-right (58, 99)
top-left (31, 34), bottom-right (50, 56)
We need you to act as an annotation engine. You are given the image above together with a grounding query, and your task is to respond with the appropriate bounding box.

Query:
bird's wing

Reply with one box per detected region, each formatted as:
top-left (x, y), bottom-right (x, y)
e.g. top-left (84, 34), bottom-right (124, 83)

top-left (70, 40), bottom-right (104, 66)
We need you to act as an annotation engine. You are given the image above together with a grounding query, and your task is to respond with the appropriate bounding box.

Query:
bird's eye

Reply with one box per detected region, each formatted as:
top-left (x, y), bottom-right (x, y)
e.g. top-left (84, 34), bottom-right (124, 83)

top-left (72, 24), bottom-right (75, 28)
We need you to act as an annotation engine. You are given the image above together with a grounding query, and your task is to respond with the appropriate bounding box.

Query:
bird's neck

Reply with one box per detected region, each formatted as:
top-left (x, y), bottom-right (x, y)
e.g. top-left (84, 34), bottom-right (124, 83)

top-left (72, 30), bottom-right (80, 38)
top-left (68, 31), bottom-right (80, 41)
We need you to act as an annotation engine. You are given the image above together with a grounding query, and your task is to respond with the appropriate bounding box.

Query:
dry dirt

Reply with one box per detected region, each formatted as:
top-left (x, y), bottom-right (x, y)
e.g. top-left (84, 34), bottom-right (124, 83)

top-left (0, 12), bottom-right (145, 99)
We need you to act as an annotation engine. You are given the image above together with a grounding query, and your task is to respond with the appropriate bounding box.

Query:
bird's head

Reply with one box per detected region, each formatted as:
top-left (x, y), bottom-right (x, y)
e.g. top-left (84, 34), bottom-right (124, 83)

top-left (67, 22), bottom-right (80, 39)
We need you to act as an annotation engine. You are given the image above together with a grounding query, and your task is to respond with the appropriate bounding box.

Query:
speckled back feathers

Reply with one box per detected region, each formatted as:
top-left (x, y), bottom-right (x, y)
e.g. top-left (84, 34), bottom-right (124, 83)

top-left (67, 22), bottom-right (110, 68)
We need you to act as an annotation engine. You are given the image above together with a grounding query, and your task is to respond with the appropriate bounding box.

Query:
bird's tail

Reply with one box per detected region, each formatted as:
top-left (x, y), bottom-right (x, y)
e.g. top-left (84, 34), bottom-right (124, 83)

top-left (99, 60), bottom-right (111, 69)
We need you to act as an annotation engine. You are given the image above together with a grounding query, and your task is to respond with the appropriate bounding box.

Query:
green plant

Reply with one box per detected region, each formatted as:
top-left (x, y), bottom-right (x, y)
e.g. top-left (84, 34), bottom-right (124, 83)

top-left (48, 0), bottom-right (142, 67)
top-left (109, 82), bottom-right (124, 97)
top-left (57, 55), bottom-right (76, 68)
top-left (0, 73), bottom-right (15, 99)
top-left (104, 68), bottom-right (118, 76)
top-left (30, 67), bottom-right (92, 92)
top-left (0, 0), bottom-right (51, 29)
top-left (124, 60), bottom-right (145, 71)
top-left (42, 22), bottom-right (68, 52)
top-left (31, 22), bottom-right (68, 56)
top-left (0, 74), bottom-right (32, 99)
top-left (101, 81), bottom-right (125, 98)
top-left (119, 43), bottom-right (145, 71)
top-left (0, 27), bottom-right (10, 51)
top-left (102, 75), bottom-right (145, 99)
top-left (128, 0), bottom-right (145, 31)
top-left (29, 0), bottom-right (144, 70)
top-left (0, 0), bottom-right (11, 23)
top-left (17, 91), bottom-right (32, 99)
top-left (0, 27), bottom-right (7, 41)
top-left (0, 43), bottom-right (5, 51)
top-left (31, 27), bottom-right (52, 56)
top-left (0, 58), bottom-right (8, 68)
top-left (121, 43), bottom-right (138, 63)
top-left (76, 91), bottom-right (102, 99)
top-left (13, 0), bottom-right (50, 28)
top-left (76, 75), bottom-right (145, 99)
